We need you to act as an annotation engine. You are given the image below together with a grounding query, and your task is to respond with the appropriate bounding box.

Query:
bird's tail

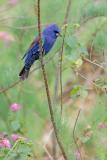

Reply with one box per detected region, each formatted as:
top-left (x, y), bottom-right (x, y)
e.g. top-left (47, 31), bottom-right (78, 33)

top-left (19, 66), bottom-right (29, 80)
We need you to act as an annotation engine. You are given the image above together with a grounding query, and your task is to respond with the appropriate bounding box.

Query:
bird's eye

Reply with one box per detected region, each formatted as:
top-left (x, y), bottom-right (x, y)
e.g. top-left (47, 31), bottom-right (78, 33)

top-left (54, 31), bottom-right (59, 37)
top-left (56, 33), bottom-right (59, 37)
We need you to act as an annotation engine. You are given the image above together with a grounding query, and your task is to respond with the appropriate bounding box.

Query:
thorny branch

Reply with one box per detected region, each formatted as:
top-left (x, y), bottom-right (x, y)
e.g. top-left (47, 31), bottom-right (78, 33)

top-left (37, 0), bottom-right (67, 159)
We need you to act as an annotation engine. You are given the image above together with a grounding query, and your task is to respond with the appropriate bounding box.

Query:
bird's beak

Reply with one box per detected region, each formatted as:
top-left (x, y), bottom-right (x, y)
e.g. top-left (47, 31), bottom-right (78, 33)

top-left (56, 32), bottom-right (62, 37)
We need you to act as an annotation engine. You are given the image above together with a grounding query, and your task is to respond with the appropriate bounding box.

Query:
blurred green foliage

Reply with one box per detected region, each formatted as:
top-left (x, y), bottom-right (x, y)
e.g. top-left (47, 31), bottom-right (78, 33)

top-left (0, 0), bottom-right (107, 159)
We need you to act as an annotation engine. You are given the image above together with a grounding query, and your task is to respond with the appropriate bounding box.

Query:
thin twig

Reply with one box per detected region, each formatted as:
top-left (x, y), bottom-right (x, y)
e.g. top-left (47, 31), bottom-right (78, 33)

top-left (1, 24), bottom-right (46, 30)
top-left (52, 0), bottom-right (72, 157)
top-left (59, 27), bottom-right (67, 115)
top-left (59, 0), bottom-right (72, 115)
top-left (0, 80), bottom-right (20, 94)
top-left (38, 129), bottom-right (54, 159)
top-left (0, 51), bottom-right (58, 94)
top-left (3, 92), bottom-right (11, 105)
top-left (43, 128), bottom-right (55, 160)
top-left (43, 145), bottom-right (54, 160)
top-left (73, 109), bottom-right (82, 160)
top-left (0, 50), bottom-right (103, 95)
top-left (83, 57), bottom-right (105, 71)
top-left (4, 139), bottom-right (22, 159)
top-left (80, 15), bottom-right (107, 26)
top-left (76, 71), bottom-right (98, 87)
top-left (38, 142), bottom-right (54, 160)
top-left (53, 59), bottom-right (60, 159)
top-left (63, 0), bottom-right (72, 25)
top-left (37, 0), bottom-right (67, 159)
top-left (43, 128), bottom-right (54, 146)
top-left (0, 16), bottom-right (28, 22)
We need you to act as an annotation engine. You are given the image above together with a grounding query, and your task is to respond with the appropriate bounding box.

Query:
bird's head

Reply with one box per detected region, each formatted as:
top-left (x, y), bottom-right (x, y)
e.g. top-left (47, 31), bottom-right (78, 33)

top-left (43, 24), bottom-right (61, 39)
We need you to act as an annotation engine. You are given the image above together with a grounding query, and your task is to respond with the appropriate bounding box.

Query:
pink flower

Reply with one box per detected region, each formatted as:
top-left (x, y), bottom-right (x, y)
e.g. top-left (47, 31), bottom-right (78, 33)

top-left (0, 139), bottom-right (11, 148)
top-left (10, 103), bottom-right (21, 112)
top-left (0, 31), bottom-right (15, 42)
top-left (8, 0), bottom-right (18, 6)
top-left (11, 134), bottom-right (20, 141)
top-left (75, 150), bottom-right (81, 160)
top-left (98, 122), bottom-right (107, 129)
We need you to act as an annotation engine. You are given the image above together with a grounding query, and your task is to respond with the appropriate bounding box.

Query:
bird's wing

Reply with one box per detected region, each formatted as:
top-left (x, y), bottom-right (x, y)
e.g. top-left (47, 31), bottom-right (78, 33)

top-left (22, 36), bottom-right (42, 60)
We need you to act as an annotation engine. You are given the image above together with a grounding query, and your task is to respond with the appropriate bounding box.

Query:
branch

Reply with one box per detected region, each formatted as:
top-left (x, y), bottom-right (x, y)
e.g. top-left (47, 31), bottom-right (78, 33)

top-left (73, 109), bottom-right (82, 160)
top-left (37, 0), bottom-right (67, 159)
top-left (0, 51), bottom-right (58, 94)
top-left (83, 57), bottom-right (105, 71)
top-left (0, 80), bottom-right (20, 94)
top-left (59, 0), bottom-right (72, 115)
top-left (59, 26), bottom-right (67, 115)
top-left (1, 24), bottom-right (46, 30)
top-left (52, 0), bottom-right (72, 157)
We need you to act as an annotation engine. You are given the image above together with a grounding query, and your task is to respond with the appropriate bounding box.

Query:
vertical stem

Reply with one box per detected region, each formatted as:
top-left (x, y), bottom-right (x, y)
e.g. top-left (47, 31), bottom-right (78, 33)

top-left (37, 0), bottom-right (67, 159)
top-left (52, 67), bottom-right (60, 159)
top-left (52, 132), bottom-right (57, 159)
top-left (52, 0), bottom-right (72, 157)
top-left (73, 109), bottom-right (82, 160)
top-left (59, 0), bottom-right (72, 115)
top-left (59, 27), bottom-right (67, 115)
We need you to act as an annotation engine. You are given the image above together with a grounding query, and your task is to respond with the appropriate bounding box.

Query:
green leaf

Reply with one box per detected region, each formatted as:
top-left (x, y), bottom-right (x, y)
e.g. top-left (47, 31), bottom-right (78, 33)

top-left (70, 86), bottom-right (88, 98)
top-left (70, 86), bottom-right (81, 96)
top-left (75, 58), bottom-right (83, 68)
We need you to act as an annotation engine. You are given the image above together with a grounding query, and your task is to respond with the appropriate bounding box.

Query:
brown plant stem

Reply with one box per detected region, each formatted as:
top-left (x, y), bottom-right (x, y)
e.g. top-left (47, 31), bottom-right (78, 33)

top-left (37, 0), bottom-right (67, 159)
top-left (59, 26), bottom-right (67, 115)
top-left (52, 0), bottom-right (72, 158)
top-left (73, 109), bottom-right (82, 160)
top-left (59, 0), bottom-right (72, 115)
top-left (52, 66), bottom-right (60, 159)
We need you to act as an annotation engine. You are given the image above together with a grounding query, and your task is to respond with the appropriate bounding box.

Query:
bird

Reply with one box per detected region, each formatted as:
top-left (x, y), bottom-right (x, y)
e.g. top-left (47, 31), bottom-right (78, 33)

top-left (19, 24), bottom-right (61, 80)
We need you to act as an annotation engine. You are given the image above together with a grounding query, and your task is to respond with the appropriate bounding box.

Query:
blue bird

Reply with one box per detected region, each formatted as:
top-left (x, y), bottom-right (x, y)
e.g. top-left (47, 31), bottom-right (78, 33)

top-left (19, 24), bottom-right (61, 80)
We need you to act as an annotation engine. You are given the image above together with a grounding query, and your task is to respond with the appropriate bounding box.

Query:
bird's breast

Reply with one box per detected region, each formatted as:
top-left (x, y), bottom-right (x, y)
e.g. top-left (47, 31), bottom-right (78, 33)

top-left (43, 36), bottom-right (56, 54)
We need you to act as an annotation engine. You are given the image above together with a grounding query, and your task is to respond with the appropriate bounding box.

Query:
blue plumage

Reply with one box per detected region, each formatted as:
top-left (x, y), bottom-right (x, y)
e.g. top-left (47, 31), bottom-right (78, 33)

top-left (19, 24), bottom-right (61, 80)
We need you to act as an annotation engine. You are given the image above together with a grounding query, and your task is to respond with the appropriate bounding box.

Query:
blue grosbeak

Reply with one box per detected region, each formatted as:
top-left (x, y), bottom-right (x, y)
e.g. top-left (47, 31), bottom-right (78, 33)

top-left (19, 24), bottom-right (61, 80)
